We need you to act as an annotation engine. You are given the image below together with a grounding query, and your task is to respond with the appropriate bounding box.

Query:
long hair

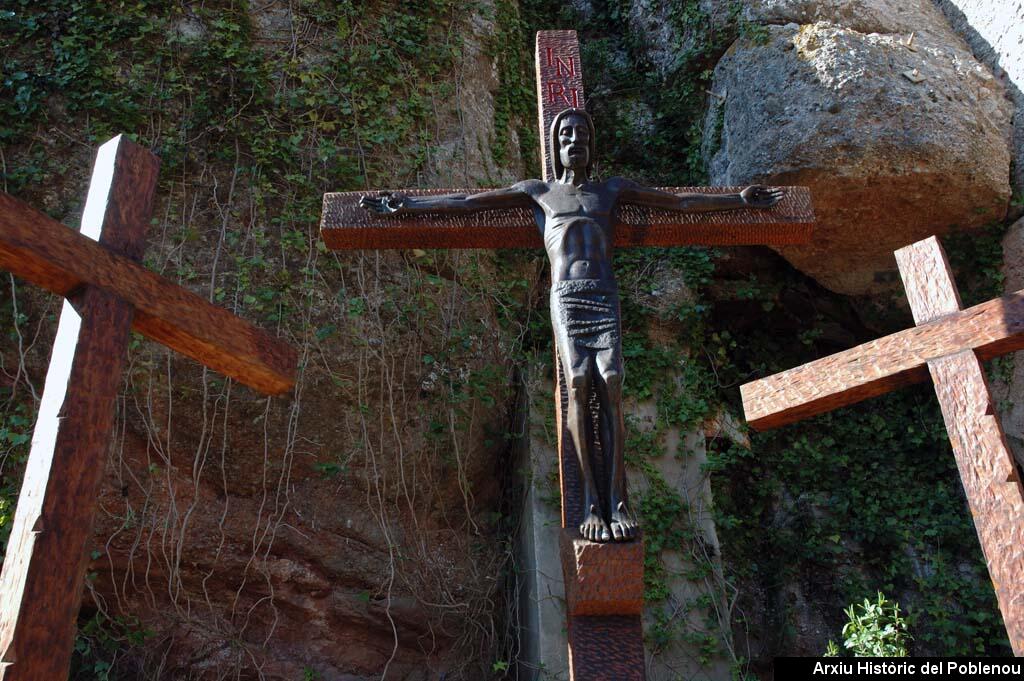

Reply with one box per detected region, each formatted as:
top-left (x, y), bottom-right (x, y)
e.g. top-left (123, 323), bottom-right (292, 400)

top-left (549, 108), bottom-right (596, 181)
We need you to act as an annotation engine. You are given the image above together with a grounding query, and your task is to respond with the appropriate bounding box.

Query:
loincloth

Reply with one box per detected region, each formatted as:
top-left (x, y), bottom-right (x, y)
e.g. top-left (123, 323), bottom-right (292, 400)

top-left (550, 279), bottom-right (621, 351)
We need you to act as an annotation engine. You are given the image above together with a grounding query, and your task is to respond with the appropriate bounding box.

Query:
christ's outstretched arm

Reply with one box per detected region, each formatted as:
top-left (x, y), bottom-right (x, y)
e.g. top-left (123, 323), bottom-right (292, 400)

top-left (360, 184), bottom-right (536, 215)
top-left (615, 178), bottom-right (784, 212)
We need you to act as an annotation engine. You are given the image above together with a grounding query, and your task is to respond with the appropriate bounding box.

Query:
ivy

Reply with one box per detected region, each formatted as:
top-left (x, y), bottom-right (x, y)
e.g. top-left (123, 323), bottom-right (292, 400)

top-left (488, 0), bottom-right (540, 175)
top-left (69, 612), bottom-right (153, 681)
top-left (0, 394), bottom-right (33, 558)
top-left (1, 0), bottom-right (1015, 674)
top-left (1, 1), bottom-right (514, 678)
top-left (707, 264), bottom-right (1013, 656)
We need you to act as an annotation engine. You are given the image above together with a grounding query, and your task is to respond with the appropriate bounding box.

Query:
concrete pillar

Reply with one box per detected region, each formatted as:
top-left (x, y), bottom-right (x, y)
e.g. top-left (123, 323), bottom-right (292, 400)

top-left (516, 374), bottom-right (569, 680)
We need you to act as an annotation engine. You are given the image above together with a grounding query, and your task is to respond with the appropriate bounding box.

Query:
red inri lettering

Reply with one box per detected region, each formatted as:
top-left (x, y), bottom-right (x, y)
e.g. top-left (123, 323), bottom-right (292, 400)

top-left (546, 82), bottom-right (580, 107)
top-left (545, 48), bottom-right (577, 77)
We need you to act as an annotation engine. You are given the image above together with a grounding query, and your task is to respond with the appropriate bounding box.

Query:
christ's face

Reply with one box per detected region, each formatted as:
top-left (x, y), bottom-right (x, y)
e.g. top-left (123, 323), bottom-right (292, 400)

top-left (558, 114), bottom-right (590, 173)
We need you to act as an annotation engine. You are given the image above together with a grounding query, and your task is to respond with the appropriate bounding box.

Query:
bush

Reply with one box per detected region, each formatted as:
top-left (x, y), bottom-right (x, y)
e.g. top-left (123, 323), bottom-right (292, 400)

top-left (826, 592), bottom-right (910, 657)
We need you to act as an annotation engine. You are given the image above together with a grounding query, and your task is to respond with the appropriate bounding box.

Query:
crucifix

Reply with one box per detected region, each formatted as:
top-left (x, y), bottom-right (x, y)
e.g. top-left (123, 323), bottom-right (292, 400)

top-left (322, 30), bottom-right (813, 680)
top-left (0, 136), bottom-right (297, 681)
top-left (741, 235), bottom-right (1024, 655)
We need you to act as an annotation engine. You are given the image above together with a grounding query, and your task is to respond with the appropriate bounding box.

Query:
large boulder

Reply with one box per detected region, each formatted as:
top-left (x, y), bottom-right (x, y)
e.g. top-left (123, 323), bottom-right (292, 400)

top-left (745, 0), bottom-right (950, 36)
top-left (934, 0), bottom-right (1024, 217)
top-left (703, 1), bottom-right (1013, 295)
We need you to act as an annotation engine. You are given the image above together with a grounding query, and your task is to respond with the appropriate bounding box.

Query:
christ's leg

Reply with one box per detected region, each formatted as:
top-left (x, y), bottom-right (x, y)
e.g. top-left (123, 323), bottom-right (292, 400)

top-left (557, 342), bottom-right (608, 542)
top-left (597, 348), bottom-right (636, 541)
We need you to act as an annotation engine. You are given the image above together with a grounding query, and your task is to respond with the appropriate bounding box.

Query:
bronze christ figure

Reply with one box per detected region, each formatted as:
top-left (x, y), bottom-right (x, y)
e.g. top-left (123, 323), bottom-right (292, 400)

top-left (361, 108), bottom-right (782, 542)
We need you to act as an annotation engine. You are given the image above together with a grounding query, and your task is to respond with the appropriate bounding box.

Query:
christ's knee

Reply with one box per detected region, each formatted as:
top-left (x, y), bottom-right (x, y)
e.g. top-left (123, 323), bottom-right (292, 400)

top-left (601, 369), bottom-right (623, 397)
top-left (569, 371), bottom-right (590, 402)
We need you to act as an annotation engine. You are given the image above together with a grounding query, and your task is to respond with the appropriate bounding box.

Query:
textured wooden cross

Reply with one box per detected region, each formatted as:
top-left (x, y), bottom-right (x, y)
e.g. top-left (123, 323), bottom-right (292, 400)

top-left (0, 136), bottom-right (297, 681)
top-left (322, 30), bottom-right (813, 680)
top-left (742, 235), bottom-right (1024, 655)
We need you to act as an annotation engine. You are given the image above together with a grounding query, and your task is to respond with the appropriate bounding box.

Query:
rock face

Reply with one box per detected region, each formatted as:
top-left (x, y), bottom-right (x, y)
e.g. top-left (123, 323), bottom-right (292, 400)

top-left (424, 7), bottom-right (524, 187)
top-left (748, 0), bottom-right (946, 35)
top-left (994, 216), bottom-right (1024, 467)
top-left (626, 0), bottom-right (737, 76)
top-left (934, 0), bottom-right (1024, 217)
top-left (39, 2), bottom-right (526, 679)
top-left (703, 0), bottom-right (1013, 295)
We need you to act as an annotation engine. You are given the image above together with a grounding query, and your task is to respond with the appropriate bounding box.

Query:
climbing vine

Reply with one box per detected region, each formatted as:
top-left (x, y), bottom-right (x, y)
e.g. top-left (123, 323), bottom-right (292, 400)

top-left (705, 223), bottom-right (1013, 659)
top-left (1, 1), bottom-right (529, 678)
top-left (0, 0), bottom-right (1015, 678)
top-left (529, 0), bottom-right (1012, 672)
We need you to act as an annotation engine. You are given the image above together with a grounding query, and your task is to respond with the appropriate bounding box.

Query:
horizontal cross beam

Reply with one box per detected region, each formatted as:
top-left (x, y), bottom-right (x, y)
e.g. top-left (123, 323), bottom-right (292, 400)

top-left (0, 191), bottom-right (296, 395)
top-left (0, 136), bottom-right (298, 680)
top-left (742, 236), bottom-right (1024, 654)
top-left (321, 186), bottom-right (814, 250)
top-left (741, 285), bottom-right (1024, 431)
top-left (1, 136), bottom-right (158, 681)
top-left (897, 238), bottom-right (1024, 654)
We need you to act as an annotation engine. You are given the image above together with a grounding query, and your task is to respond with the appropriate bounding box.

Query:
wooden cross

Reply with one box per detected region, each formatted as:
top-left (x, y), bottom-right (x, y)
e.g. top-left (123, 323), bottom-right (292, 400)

top-left (321, 30), bottom-right (813, 680)
top-left (0, 136), bottom-right (297, 681)
top-left (741, 235), bottom-right (1024, 655)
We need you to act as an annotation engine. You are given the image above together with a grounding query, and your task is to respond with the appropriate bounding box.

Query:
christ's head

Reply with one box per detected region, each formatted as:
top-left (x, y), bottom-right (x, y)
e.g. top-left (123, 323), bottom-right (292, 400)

top-left (551, 108), bottom-right (595, 181)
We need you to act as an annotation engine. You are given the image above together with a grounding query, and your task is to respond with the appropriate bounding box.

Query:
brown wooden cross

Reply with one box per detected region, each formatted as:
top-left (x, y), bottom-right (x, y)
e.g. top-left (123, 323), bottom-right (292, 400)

top-left (0, 136), bottom-right (297, 681)
top-left (741, 235), bottom-right (1024, 655)
top-left (321, 30), bottom-right (813, 680)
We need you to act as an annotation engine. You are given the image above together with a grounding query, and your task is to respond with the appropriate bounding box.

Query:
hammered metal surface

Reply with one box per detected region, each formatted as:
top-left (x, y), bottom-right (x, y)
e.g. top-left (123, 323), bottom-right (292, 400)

top-left (556, 354), bottom-right (584, 530)
top-left (560, 530), bottom-right (644, 616)
top-left (894, 236), bottom-right (963, 325)
top-left (568, 616), bottom-right (646, 680)
top-left (929, 351), bottom-right (1024, 655)
top-left (740, 288), bottom-right (1024, 430)
top-left (321, 186), bottom-right (814, 250)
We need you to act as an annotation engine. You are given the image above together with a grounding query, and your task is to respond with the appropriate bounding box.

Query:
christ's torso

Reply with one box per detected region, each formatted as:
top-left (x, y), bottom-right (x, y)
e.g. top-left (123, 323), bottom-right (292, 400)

top-left (521, 180), bottom-right (617, 283)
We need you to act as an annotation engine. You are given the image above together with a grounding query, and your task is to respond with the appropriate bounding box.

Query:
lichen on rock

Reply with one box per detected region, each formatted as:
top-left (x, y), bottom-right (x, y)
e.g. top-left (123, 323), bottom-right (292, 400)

top-left (704, 2), bottom-right (1013, 295)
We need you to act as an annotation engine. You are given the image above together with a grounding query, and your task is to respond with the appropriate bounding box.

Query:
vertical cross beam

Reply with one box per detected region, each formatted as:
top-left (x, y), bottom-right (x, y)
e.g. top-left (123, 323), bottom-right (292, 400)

top-left (0, 137), bottom-right (158, 680)
top-left (537, 29), bottom-right (592, 542)
top-left (536, 30), bottom-right (646, 680)
top-left (895, 237), bottom-right (1024, 654)
top-left (740, 235), bottom-right (1024, 653)
top-left (320, 30), bottom-right (813, 679)
top-left (536, 31), bottom-right (584, 182)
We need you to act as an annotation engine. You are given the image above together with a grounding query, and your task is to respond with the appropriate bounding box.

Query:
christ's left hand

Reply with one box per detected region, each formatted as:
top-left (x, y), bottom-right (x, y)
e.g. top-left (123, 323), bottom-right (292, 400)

top-left (740, 185), bottom-right (785, 208)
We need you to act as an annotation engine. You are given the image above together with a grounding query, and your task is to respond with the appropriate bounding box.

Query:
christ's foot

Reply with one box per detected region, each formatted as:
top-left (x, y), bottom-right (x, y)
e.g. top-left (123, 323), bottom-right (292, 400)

top-left (580, 505), bottom-right (611, 542)
top-left (610, 501), bottom-right (638, 542)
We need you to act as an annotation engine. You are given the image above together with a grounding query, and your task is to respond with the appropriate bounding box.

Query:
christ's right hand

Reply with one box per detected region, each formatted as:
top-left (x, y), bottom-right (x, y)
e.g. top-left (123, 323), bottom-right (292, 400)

top-left (359, 193), bottom-right (407, 214)
top-left (740, 185), bottom-right (784, 208)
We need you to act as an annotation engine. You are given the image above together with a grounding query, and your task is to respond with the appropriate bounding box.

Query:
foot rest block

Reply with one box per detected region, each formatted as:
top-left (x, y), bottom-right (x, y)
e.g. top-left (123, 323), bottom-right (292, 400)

top-left (559, 529), bottom-right (644, 616)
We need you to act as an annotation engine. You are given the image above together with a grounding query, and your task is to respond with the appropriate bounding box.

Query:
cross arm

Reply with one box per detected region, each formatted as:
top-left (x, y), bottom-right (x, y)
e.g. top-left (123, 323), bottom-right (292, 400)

top-left (321, 186), bottom-right (814, 249)
top-left (0, 192), bottom-right (297, 395)
top-left (740, 289), bottom-right (1024, 430)
top-left (616, 178), bottom-right (786, 215)
top-left (360, 183), bottom-right (536, 215)
top-left (615, 177), bottom-right (743, 212)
